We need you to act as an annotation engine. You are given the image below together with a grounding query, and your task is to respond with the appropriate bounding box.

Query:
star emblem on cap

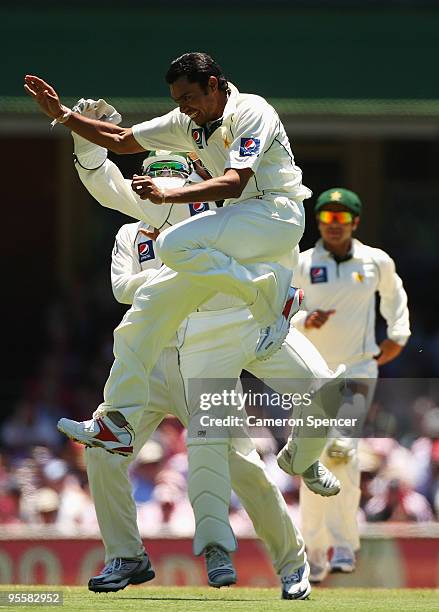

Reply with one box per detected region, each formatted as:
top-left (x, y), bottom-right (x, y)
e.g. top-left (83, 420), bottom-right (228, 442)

top-left (330, 191), bottom-right (342, 201)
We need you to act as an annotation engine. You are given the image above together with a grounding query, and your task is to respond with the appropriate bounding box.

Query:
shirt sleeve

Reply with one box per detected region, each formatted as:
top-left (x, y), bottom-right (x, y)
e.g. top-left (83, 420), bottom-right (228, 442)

top-left (111, 227), bottom-right (161, 305)
top-left (132, 109), bottom-right (192, 152)
top-left (376, 251), bottom-right (411, 346)
top-left (75, 156), bottom-right (176, 229)
top-left (225, 100), bottom-right (279, 173)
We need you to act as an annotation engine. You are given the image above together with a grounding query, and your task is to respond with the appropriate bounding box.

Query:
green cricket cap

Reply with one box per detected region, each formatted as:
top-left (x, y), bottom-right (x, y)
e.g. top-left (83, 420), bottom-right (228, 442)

top-left (314, 188), bottom-right (362, 216)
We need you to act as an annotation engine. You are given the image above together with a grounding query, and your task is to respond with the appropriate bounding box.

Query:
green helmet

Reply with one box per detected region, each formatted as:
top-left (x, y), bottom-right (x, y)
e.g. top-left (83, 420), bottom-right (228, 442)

top-left (141, 151), bottom-right (191, 181)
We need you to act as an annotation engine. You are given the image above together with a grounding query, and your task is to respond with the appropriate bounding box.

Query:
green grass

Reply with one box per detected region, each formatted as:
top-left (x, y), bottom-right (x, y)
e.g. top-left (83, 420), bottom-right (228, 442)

top-left (0, 586), bottom-right (437, 611)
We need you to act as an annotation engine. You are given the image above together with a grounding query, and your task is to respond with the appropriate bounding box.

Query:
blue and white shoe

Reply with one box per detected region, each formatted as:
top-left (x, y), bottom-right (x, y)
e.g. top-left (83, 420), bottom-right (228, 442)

top-left (255, 287), bottom-right (304, 361)
top-left (281, 562), bottom-right (311, 600)
top-left (88, 553), bottom-right (155, 592)
top-left (205, 545), bottom-right (237, 588)
top-left (330, 546), bottom-right (356, 573)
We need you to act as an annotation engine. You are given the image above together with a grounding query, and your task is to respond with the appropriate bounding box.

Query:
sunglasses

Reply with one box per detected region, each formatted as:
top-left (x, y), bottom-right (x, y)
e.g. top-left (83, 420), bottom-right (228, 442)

top-left (318, 210), bottom-right (354, 225)
top-left (143, 161), bottom-right (189, 180)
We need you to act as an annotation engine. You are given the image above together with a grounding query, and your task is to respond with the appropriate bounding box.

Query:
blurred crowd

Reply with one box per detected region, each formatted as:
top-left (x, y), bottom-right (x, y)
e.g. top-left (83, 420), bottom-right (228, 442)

top-left (1, 270), bottom-right (438, 534)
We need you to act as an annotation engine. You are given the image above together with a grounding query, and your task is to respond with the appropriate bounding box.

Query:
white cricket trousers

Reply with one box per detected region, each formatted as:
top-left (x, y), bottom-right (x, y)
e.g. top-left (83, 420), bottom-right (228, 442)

top-left (299, 359), bottom-right (378, 553)
top-left (86, 346), bottom-right (306, 577)
top-left (179, 307), bottom-right (338, 562)
top-left (97, 196), bottom-right (305, 431)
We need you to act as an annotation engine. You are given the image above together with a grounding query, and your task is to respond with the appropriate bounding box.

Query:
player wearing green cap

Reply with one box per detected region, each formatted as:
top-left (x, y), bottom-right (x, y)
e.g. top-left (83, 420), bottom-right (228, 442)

top-left (292, 187), bottom-right (411, 582)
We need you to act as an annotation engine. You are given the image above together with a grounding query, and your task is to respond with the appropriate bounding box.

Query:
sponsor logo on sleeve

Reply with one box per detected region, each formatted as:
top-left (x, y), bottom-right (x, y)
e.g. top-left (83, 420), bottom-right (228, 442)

top-left (192, 128), bottom-right (204, 149)
top-left (310, 266), bottom-right (328, 284)
top-left (189, 202), bottom-right (210, 216)
top-left (138, 240), bottom-right (155, 263)
top-left (239, 137), bottom-right (260, 157)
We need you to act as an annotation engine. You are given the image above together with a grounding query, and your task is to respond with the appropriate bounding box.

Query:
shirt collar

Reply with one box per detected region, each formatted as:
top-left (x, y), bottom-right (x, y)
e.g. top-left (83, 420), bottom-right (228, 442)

top-left (316, 238), bottom-right (363, 261)
top-left (222, 82), bottom-right (238, 122)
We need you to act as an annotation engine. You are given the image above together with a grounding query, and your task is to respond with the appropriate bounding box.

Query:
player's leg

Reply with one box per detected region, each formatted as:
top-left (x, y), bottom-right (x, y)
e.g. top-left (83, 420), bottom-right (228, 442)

top-left (178, 309), bottom-right (254, 587)
top-left (228, 441), bottom-right (310, 599)
top-left (58, 266), bottom-right (215, 452)
top-left (325, 365), bottom-right (378, 573)
top-left (246, 326), bottom-right (345, 490)
top-left (298, 478), bottom-right (331, 583)
top-left (179, 311), bottom-right (246, 555)
top-left (85, 351), bottom-right (184, 592)
top-left (156, 197), bottom-right (305, 327)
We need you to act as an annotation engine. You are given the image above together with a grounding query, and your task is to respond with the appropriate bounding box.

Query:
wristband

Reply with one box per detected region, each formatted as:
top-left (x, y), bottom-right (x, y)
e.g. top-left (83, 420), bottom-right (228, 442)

top-left (51, 106), bottom-right (72, 128)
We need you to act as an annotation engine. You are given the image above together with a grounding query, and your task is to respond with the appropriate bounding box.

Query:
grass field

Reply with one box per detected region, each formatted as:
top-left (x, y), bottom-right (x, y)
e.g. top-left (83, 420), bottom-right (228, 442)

top-left (0, 586), bottom-right (437, 611)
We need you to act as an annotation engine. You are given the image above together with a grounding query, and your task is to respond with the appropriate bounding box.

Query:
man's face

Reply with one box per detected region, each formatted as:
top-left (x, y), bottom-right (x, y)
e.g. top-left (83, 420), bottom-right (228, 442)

top-left (317, 203), bottom-right (359, 246)
top-left (170, 76), bottom-right (220, 125)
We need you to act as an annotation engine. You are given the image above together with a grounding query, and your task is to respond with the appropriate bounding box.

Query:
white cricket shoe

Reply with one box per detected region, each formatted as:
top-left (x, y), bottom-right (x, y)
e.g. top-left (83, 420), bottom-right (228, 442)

top-left (277, 449), bottom-right (341, 497)
top-left (57, 412), bottom-right (134, 456)
top-left (204, 545), bottom-right (237, 588)
top-left (88, 554), bottom-right (155, 593)
top-left (308, 550), bottom-right (330, 584)
top-left (330, 546), bottom-right (356, 573)
top-left (255, 287), bottom-right (304, 361)
top-left (281, 562), bottom-right (311, 600)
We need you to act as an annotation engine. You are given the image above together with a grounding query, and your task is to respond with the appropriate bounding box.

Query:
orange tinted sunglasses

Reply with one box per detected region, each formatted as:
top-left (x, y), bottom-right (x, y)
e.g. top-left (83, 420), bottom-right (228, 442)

top-left (318, 210), bottom-right (354, 224)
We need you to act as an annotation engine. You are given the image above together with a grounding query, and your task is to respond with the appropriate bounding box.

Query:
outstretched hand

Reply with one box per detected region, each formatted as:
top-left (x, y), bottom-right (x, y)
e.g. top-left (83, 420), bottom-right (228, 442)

top-left (24, 75), bottom-right (64, 120)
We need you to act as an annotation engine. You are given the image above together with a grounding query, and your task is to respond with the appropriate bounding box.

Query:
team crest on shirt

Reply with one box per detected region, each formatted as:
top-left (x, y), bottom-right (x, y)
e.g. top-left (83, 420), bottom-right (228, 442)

top-left (192, 128), bottom-right (204, 149)
top-left (137, 240), bottom-right (155, 263)
top-left (353, 272), bottom-right (365, 282)
top-left (189, 202), bottom-right (210, 216)
top-left (310, 266), bottom-right (328, 283)
top-left (239, 137), bottom-right (260, 156)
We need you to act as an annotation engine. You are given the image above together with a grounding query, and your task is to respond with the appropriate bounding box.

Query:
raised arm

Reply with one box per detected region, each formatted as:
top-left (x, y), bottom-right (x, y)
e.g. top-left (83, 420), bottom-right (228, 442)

top-left (24, 75), bottom-right (142, 154)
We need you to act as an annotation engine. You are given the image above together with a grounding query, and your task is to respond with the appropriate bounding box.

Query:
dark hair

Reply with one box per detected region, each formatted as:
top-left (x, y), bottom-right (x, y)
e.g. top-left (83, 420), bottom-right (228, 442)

top-left (165, 52), bottom-right (228, 92)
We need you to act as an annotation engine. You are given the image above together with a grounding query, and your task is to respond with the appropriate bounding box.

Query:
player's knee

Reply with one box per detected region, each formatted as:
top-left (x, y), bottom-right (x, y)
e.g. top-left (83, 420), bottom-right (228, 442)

top-left (156, 228), bottom-right (180, 266)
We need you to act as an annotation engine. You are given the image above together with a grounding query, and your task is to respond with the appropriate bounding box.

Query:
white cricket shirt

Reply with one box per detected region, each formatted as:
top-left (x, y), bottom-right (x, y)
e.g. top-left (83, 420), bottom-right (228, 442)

top-left (293, 239), bottom-right (411, 369)
top-left (132, 83), bottom-right (312, 206)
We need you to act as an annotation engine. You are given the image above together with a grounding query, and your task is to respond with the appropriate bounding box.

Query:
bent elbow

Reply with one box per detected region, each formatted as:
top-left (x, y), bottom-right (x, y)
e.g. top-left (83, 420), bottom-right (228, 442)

top-left (111, 129), bottom-right (139, 155)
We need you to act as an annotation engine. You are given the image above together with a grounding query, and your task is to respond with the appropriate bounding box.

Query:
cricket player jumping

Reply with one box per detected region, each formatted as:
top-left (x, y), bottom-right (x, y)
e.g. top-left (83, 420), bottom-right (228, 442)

top-left (293, 188), bottom-right (411, 581)
top-left (58, 111), bottom-right (342, 597)
top-left (24, 52), bottom-right (311, 456)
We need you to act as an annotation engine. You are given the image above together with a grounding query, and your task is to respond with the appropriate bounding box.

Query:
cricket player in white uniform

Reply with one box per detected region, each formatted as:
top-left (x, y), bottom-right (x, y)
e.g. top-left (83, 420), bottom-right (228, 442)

top-left (292, 188), bottom-right (411, 582)
top-left (24, 52), bottom-right (312, 456)
top-left (58, 114), bottom-right (342, 597)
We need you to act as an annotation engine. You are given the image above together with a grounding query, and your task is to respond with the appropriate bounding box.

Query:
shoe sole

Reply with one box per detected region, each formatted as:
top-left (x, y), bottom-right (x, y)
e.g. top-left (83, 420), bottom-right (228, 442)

top-left (277, 450), bottom-right (340, 496)
top-left (208, 575), bottom-right (237, 588)
top-left (330, 564), bottom-right (355, 574)
top-left (303, 479), bottom-right (341, 497)
top-left (281, 582), bottom-right (311, 600)
top-left (57, 422), bottom-right (132, 457)
top-left (255, 288), bottom-right (303, 362)
top-left (88, 567), bottom-right (155, 593)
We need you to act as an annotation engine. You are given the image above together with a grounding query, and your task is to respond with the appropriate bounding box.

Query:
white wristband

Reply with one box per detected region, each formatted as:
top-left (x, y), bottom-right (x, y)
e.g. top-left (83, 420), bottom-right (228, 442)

top-left (51, 106), bottom-right (72, 128)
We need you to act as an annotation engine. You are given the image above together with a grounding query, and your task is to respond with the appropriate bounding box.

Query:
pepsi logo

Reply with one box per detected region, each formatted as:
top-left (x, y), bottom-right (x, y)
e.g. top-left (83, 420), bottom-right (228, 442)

top-left (310, 266), bottom-right (328, 284)
top-left (189, 202), bottom-right (210, 216)
top-left (239, 137), bottom-right (260, 157)
top-left (192, 128), bottom-right (204, 148)
top-left (137, 239), bottom-right (155, 262)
